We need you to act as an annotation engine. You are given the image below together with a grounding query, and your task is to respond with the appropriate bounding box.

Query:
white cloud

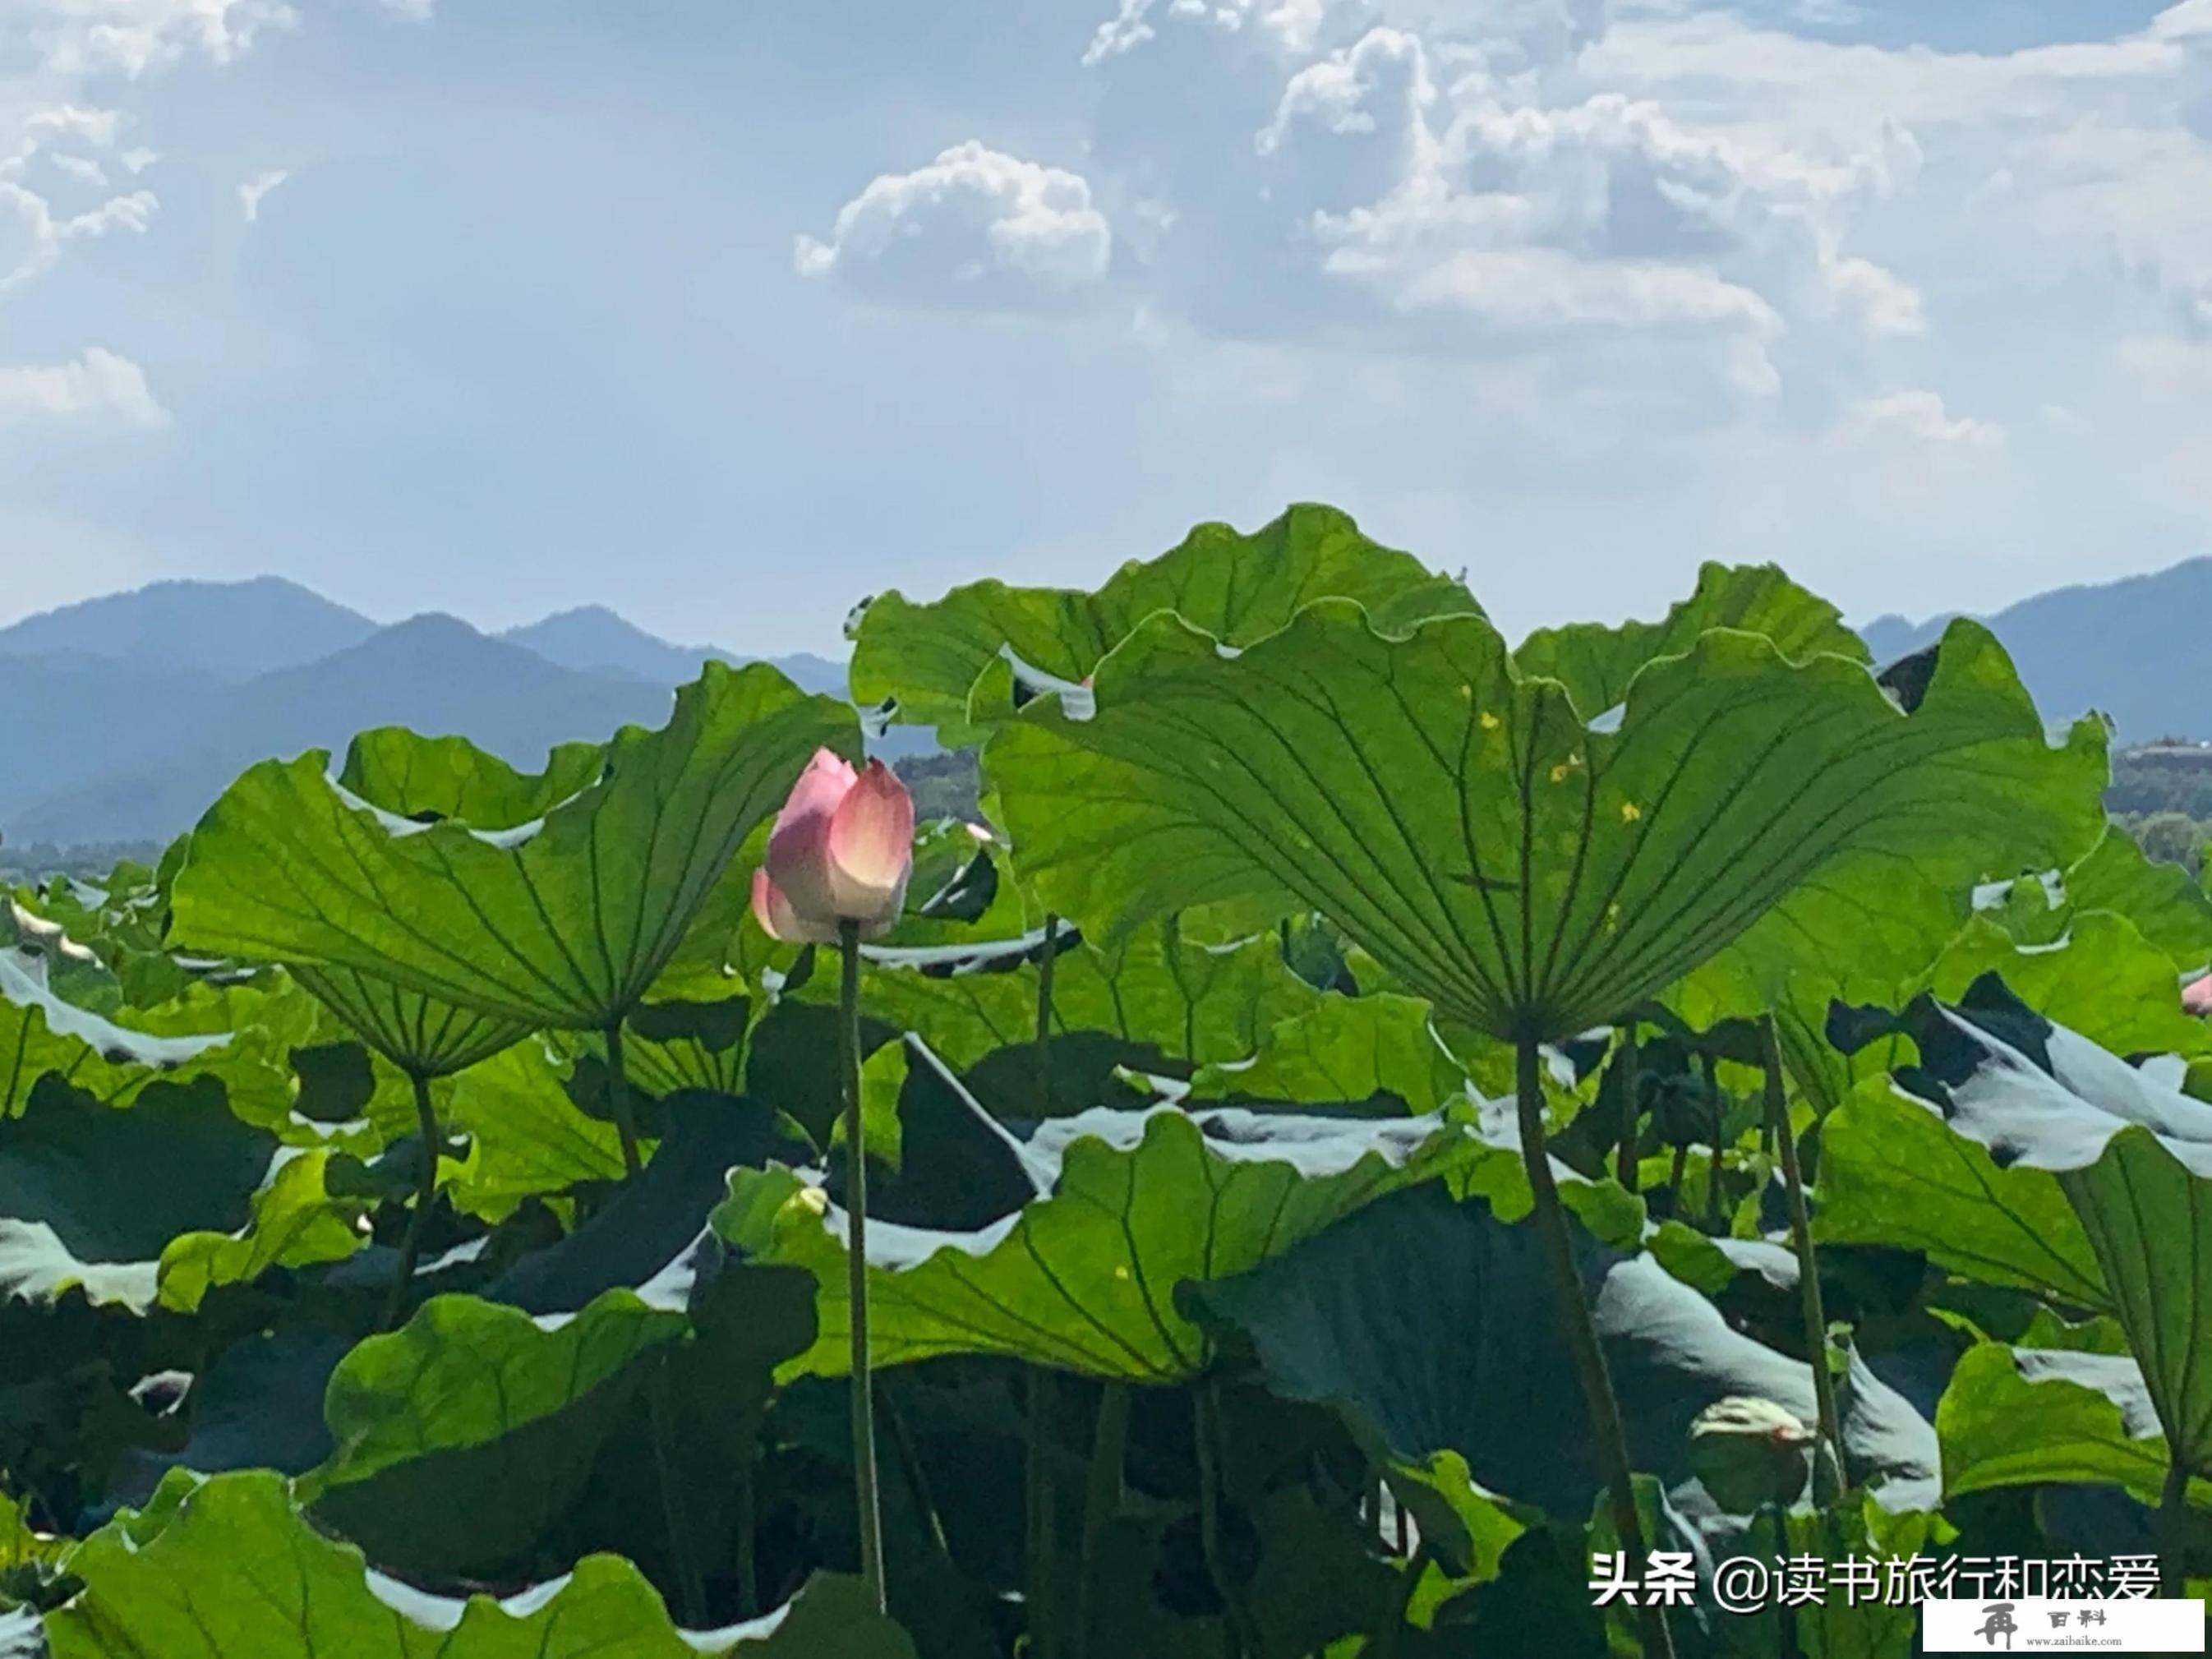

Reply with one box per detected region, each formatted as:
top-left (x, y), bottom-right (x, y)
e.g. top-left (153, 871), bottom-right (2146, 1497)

top-left (795, 141), bottom-right (1113, 309)
top-left (49, 154), bottom-right (110, 188)
top-left (238, 167), bottom-right (288, 222)
top-left (0, 348), bottom-right (168, 430)
top-left (1843, 389), bottom-right (2004, 445)
top-left (380, 0), bottom-right (435, 17)
top-left (10, 0), bottom-right (298, 77)
top-left (1, 175), bottom-right (158, 297)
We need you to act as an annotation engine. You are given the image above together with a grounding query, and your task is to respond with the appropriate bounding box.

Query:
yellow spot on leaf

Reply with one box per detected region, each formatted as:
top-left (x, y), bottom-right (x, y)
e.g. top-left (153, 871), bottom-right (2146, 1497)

top-left (1620, 801), bottom-right (1642, 823)
top-left (795, 1186), bottom-right (830, 1218)
top-left (1480, 711), bottom-right (1501, 730)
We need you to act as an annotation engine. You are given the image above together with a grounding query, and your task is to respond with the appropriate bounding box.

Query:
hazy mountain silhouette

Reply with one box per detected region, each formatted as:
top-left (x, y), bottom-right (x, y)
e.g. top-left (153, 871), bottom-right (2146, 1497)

top-left (1857, 556), bottom-right (2212, 741)
top-left (0, 577), bottom-right (376, 681)
top-left (0, 580), bottom-right (901, 845)
top-left (500, 605), bottom-right (850, 699)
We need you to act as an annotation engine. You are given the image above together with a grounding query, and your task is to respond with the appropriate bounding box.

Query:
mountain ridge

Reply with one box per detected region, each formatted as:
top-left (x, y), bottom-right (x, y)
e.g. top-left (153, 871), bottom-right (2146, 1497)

top-left (0, 581), bottom-right (878, 845)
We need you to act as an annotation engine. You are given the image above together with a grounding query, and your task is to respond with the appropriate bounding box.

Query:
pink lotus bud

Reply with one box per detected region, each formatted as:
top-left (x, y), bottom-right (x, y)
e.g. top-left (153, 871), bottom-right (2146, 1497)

top-left (751, 749), bottom-right (915, 942)
top-left (2187, 975), bottom-right (2212, 1016)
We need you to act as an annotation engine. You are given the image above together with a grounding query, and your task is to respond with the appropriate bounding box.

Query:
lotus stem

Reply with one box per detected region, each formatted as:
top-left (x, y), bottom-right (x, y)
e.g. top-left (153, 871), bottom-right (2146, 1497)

top-left (603, 1019), bottom-right (643, 1177)
top-left (380, 1069), bottom-right (441, 1332)
top-left (1194, 1380), bottom-right (1263, 1659)
top-left (839, 917), bottom-right (888, 1613)
top-left (1668, 1143), bottom-right (1688, 1212)
top-left (2159, 1454), bottom-right (2189, 1599)
top-left (1514, 1030), bottom-right (1675, 1659)
top-left (1027, 1367), bottom-right (1060, 1659)
top-left (1758, 1016), bottom-right (1841, 1502)
top-left (1036, 912), bottom-right (1062, 1112)
top-left (648, 1348), bottom-right (706, 1626)
top-left (884, 1382), bottom-right (952, 1564)
top-left (1076, 1381), bottom-right (1131, 1659)
top-left (1701, 1053), bottom-right (1724, 1229)
top-left (1614, 1021), bottom-right (1641, 1194)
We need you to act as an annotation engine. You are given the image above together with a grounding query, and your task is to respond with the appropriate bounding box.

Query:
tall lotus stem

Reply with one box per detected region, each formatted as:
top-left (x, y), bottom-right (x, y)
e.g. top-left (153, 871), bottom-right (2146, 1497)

top-left (1515, 1031), bottom-right (1675, 1659)
top-left (841, 916), bottom-right (887, 1612)
top-left (2159, 1456), bottom-right (2190, 1598)
top-left (1076, 1382), bottom-right (1130, 1659)
top-left (380, 1069), bottom-right (442, 1331)
top-left (1029, 912), bottom-right (1064, 1655)
top-left (1194, 1381), bottom-right (1262, 1659)
top-left (1614, 1020), bottom-right (1641, 1194)
top-left (603, 1020), bottom-right (643, 1177)
top-left (1036, 913), bottom-right (1061, 1111)
top-left (1758, 1016), bottom-right (1841, 1500)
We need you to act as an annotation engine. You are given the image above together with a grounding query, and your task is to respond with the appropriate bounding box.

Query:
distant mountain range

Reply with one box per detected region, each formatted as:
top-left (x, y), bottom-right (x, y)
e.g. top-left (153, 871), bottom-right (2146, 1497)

top-left (1859, 557), bottom-right (2212, 744)
top-left (4, 556), bottom-right (2203, 847)
top-left (0, 578), bottom-right (896, 846)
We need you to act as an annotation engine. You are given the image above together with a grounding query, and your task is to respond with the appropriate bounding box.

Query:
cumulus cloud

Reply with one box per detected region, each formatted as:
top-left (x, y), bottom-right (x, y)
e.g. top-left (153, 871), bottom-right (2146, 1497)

top-left (0, 348), bottom-right (168, 430)
top-left (238, 168), bottom-right (288, 221)
top-left (795, 141), bottom-right (1113, 310)
top-left (1843, 389), bottom-right (2003, 446)
top-left (9, 0), bottom-right (297, 76)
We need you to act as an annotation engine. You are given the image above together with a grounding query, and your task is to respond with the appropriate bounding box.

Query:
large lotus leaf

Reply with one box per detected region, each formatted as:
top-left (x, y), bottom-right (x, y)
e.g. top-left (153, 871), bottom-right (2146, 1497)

top-left (439, 1039), bottom-right (631, 1219)
top-left (988, 605), bottom-right (2105, 1043)
top-left (1840, 978), bottom-right (2212, 1477)
top-left (1183, 1185), bottom-right (1940, 1527)
top-left (39, 1470), bottom-right (914, 1657)
top-left (1513, 561), bottom-right (1867, 723)
top-left (153, 1148), bottom-right (366, 1312)
top-left (0, 1076), bottom-right (273, 1307)
top-left (1924, 912), bottom-right (2212, 1062)
top-left (1183, 991), bottom-right (1472, 1115)
top-left (290, 963), bottom-right (529, 1081)
top-left (304, 1262), bottom-right (813, 1585)
top-left (292, 730), bottom-right (606, 1077)
top-left (714, 1105), bottom-right (1499, 1382)
top-left (759, 923), bottom-right (1320, 1127)
top-left (1815, 1080), bottom-right (2108, 1311)
top-left (2054, 827), bottom-right (2212, 970)
top-left (483, 1090), bottom-right (803, 1316)
top-left (848, 503), bottom-right (1478, 742)
top-left (168, 662), bottom-right (855, 1030)
top-left (0, 950), bottom-right (327, 1135)
top-left (336, 727), bottom-right (607, 827)
top-left (1937, 1343), bottom-right (2212, 1509)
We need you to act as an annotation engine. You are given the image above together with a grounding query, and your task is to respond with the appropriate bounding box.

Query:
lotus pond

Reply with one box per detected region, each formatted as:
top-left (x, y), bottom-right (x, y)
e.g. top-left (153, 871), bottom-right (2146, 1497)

top-left (0, 504), bottom-right (2206, 1657)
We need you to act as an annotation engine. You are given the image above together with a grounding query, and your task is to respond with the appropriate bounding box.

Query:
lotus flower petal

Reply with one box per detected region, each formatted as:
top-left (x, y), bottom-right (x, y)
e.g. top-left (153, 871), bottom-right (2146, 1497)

top-left (752, 865), bottom-right (837, 945)
top-left (2187, 974), bottom-right (2212, 1016)
top-left (827, 760), bottom-right (914, 935)
top-left (763, 748), bottom-right (856, 928)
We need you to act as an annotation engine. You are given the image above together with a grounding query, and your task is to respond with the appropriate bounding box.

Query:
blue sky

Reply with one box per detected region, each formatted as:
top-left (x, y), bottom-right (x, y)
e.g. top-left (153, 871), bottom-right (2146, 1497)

top-left (2, 0), bottom-right (2210, 656)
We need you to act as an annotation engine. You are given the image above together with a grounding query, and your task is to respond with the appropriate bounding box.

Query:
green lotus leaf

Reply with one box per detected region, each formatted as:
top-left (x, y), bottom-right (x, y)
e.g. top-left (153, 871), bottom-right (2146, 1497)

top-left (168, 662), bottom-right (855, 1030)
top-left (37, 1470), bottom-right (913, 1657)
top-left (439, 1039), bottom-right (629, 1220)
top-left (1836, 977), bottom-right (2212, 1479)
top-left (336, 728), bottom-right (607, 828)
top-left (1183, 991), bottom-right (1472, 1116)
top-left (988, 605), bottom-right (2104, 1043)
top-left (154, 1148), bottom-right (366, 1313)
top-left (1976, 824), bottom-right (2212, 971)
top-left (1512, 560), bottom-right (1867, 722)
top-left (713, 1106), bottom-right (1498, 1383)
top-left (301, 1263), bottom-right (813, 1587)
top-left (1937, 1342), bottom-right (2212, 1508)
top-left (0, 1076), bottom-right (279, 1309)
top-left (758, 922), bottom-right (1320, 1127)
top-left (1183, 1186), bottom-right (1939, 1524)
top-left (1815, 1078), bottom-right (2107, 1311)
top-left (849, 503), bottom-right (1478, 743)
